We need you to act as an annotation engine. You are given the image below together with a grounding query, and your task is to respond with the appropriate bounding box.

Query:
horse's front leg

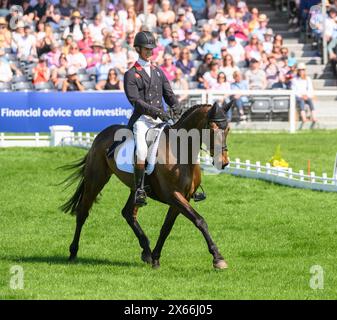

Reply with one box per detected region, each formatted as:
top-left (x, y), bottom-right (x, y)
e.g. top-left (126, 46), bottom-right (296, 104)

top-left (122, 191), bottom-right (152, 263)
top-left (172, 191), bottom-right (228, 269)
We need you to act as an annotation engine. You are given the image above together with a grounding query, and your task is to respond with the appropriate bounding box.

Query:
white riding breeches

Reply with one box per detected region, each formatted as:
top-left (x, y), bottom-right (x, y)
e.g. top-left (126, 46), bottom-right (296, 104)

top-left (133, 115), bottom-right (162, 162)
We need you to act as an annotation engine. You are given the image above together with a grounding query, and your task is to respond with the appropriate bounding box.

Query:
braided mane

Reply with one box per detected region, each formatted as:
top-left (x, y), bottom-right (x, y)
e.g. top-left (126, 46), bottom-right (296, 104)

top-left (173, 104), bottom-right (212, 128)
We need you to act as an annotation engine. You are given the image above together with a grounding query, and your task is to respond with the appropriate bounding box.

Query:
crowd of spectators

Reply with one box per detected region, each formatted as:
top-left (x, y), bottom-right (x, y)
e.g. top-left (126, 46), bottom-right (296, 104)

top-left (0, 0), bottom-right (325, 123)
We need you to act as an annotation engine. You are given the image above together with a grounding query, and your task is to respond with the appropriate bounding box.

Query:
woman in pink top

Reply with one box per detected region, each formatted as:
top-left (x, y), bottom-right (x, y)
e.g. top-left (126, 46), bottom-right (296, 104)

top-left (86, 41), bottom-right (103, 68)
top-left (160, 54), bottom-right (177, 82)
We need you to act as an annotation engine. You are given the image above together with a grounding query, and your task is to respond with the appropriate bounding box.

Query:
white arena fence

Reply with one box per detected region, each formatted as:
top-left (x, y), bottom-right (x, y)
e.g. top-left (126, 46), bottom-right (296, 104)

top-left (200, 157), bottom-right (337, 193)
top-left (1, 127), bottom-right (336, 192)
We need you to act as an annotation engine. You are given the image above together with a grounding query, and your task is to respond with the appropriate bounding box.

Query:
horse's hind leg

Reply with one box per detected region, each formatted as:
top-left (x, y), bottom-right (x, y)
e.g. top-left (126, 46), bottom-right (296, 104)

top-left (152, 207), bottom-right (179, 268)
top-left (122, 191), bottom-right (152, 263)
top-left (69, 159), bottom-right (111, 261)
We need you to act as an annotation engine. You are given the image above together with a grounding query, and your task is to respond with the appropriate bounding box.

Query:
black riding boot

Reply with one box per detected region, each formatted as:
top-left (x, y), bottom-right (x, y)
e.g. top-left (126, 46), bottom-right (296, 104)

top-left (134, 164), bottom-right (147, 207)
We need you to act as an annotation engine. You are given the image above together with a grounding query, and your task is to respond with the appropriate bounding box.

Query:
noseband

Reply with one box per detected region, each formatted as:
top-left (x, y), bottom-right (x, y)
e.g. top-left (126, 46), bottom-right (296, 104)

top-left (206, 118), bottom-right (228, 152)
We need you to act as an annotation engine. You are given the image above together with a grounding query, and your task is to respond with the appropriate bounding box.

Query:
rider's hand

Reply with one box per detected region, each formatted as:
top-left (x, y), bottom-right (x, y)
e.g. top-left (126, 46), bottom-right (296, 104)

top-left (157, 110), bottom-right (171, 122)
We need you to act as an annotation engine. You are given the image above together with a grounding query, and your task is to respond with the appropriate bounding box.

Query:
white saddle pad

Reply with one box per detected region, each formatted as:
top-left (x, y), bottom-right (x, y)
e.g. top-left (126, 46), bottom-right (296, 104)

top-left (115, 124), bottom-right (167, 175)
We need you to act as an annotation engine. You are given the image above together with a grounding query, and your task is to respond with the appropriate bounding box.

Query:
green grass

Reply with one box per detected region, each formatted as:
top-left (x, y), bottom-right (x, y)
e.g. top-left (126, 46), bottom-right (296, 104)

top-left (0, 131), bottom-right (337, 300)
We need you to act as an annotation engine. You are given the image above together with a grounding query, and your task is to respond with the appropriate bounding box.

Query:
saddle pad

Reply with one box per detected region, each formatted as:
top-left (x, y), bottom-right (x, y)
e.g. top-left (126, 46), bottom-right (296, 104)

top-left (115, 124), bottom-right (167, 175)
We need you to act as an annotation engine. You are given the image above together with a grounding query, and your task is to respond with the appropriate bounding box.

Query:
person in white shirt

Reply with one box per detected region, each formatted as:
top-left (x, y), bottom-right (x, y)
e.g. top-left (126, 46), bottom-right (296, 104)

top-left (226, 36), bottom-right (245, 66)
top-left (291, 63), bottom-right (317, 124)
top-left (109, 40), bottom-right (127, 75)
top-left (325, 6), bottom-right (337, 41)
top-left (88, 13), bottom-right (105, 42)
top-left (66, 42), bottom-right (87, 69)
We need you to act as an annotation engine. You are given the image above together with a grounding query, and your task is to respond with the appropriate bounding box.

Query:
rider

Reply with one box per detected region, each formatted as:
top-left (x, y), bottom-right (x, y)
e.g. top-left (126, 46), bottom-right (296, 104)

top-left (124, 30), bottom-right (180, 207)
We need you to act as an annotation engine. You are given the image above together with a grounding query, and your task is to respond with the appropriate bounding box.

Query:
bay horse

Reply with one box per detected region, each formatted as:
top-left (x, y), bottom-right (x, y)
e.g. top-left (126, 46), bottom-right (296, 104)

top-left (60, 101), bottom-right (233, 269)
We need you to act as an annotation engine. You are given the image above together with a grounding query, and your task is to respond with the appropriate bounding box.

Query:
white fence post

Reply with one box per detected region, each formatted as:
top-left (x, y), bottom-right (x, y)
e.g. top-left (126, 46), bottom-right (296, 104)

top-left (288, 168), bottom-right (293, 180)
top-left (289, 92), bottom-right (296, 134)
top-left (322, 173), bottom-right (327, 184)
top-left (235, 158), bottom-right (240, 169)
top-left (49, 125), bottom-right (74, 146)
top-left (246, 159), bottom-right (251, 170)
top-left (256, 161), bottom-right (261, 173)
top-left (0, 133), bottom-right (4, 147)
top-left (266, 163), bottom-right (271, 174)
top-left (299, 170), bottom-right (304, 181)
top-left (310, 172), bottom-right (316, 183)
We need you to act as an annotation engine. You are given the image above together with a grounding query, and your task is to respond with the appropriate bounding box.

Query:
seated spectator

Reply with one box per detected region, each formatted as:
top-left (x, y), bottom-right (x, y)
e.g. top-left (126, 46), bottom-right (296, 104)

top-left (262, 28), bottom-right (274, 54)
top-left (88, 14), bottom-right (105, 42)
top-left (291, 63), bottom-right (317, 124)
top-left (51, 53), bottom-right (68, 86)
top-left (248, 7), bottom-right (259, 32)
top-left (109, 40), bottom-right (127, 75)
top-left (197, 24), bottom-right (212, 49)
top-left (157, 0), bottom-right (175, 27)
top-left (78, 27), bottom-right (93, 55)
top-left (77, 0), bottom-right (95, 20)
top-left (176, 48), bottom-right (196, 80)
top-left (95, 53), bottom-right (115, 83)
top-left (86, 41), bottom-right (103, 68)
top-left (203, 59), bottom-right (220, 89)
top-left (217, 17), bottom-right (228, 43)
top-left (112, 13), bottom-right (125, 41)
top-left (213, 72), bottom-right (231, 90)
top-left (44, 4), bottom-right (62, 31)
top-left (164, 41), bottom-right (180, 62)
top-left (272, 45), bottom-right (283, 61)
top-left (188, 0), bottom-right (207, 20)
top-left (203, 30), bottom-right (223, 60)
top-left (207, 0), bottom-right (223, 19)
top-left (220, 53), bottom-right (240, 83)
top-left (273, 34), bottom-right (283, 48)
top-left (244, 58), bottom-right (267, 89)
top-left (185, 5), bottom-right (197, 25)
top-left (224, 5), bottom-right (237, 26)
top-left (230, 70), bottom-right (249, 122)
top-left (158, 25), bottom-right (173, 47)
top-left (126, 5), bottom-right (141, 34)
top-left (96, 68), bottom-right (123, 91)
top-left (180, 29), bottom-right (198, 53)
top-left (231, 10), bottom-right (249, 43)
top-left (36, 23), bottom-right (55, 56)
top-left (325, 5), bottom-right (337, 42)
top-left (66, 42), bottom-right (87, 69)
top-left (46, 42), bottom-right (61, 68)
top-left (196, 53), bottom-right (213, 88)
top-left (62, 66), bottom-right (84, 92)
top-left (61, 35), bottom-right (73, 55)
top-left (55, 0), bottom-right (74, 19)
top-left (137, 3), bottom-right (157, 32)
top-left (0, 17), bottom-right (11, 49)
top-left (253, 14), bottom-right (270, 41)
top-left (226, 35), bottom-right (245, 66)
top-left (0, 49), bottom-right (22, 82)
top-left (32, 54), bottom-right (50, 84)
top-left (63, 11), bottom-right (86, 42)
top-left (13, 24), bottom-right (37, 63)
top-left (265, 54), bottom-right (281, 88)
top-left (34, 0), bottom-right (48, 21)
top-left (245, 34), bottom-right (262, 63)
top-left (238, 1), bottom-right (251, 22)
top-left (280, 47), bottom-right (289, 60)
top-left (171, 68), bottom-right (189, 95)
top-left (160, 53), bottom-right (177, 82)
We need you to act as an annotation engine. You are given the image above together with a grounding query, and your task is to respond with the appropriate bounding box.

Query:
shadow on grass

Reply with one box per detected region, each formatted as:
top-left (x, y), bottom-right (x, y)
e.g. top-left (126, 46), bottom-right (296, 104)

top-left (1, 255), bottom-right (144, 268)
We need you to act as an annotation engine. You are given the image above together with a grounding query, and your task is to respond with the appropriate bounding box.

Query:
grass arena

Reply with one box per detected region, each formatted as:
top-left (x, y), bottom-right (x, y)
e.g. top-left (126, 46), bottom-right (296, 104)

top-left (1, 130), bottom-right (336, 300)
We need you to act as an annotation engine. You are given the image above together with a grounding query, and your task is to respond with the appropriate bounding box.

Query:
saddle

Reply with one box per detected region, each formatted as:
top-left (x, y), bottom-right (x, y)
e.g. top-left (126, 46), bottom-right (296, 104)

top-left (108, 123), bottom-right (167, 175)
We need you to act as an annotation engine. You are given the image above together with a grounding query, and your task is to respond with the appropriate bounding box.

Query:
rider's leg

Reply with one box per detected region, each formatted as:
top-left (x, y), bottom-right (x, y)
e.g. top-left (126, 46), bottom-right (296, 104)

top-left (133, 117), bottom-right (150, 207)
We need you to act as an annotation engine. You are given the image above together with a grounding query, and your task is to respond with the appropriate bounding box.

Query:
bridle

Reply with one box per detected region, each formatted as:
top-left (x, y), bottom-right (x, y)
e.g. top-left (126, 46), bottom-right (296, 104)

top-left (205, 117), bottom-right (229, 153)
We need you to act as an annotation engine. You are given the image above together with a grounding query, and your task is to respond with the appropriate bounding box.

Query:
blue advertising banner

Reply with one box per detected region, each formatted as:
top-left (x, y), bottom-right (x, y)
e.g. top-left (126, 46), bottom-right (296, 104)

top-left (0, 91), bottom-right (133, 132)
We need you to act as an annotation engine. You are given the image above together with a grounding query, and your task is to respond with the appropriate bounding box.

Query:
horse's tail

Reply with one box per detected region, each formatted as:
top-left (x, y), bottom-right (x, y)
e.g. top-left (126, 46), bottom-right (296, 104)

top-left (59, 154), bottom-right (88, 215)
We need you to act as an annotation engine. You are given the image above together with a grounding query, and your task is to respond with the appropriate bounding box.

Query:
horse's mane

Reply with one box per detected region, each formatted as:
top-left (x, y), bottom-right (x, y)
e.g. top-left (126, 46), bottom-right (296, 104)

top-left (173, 104), bottom-right (211, 128)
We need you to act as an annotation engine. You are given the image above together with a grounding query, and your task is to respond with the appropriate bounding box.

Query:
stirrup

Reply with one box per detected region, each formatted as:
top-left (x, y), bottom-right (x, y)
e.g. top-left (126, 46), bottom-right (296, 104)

top-left (193, 185), bottom-right (206, 202)
top-left (135, 188), bottom-right (147, 207)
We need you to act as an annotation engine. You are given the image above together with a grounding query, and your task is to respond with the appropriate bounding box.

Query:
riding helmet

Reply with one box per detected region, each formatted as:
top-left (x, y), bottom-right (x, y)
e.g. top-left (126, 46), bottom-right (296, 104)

top-left (134, 31), bottom-right (157, 49)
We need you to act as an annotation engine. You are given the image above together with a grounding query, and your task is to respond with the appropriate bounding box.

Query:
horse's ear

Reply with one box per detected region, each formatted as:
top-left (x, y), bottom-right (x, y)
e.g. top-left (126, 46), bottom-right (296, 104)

top-left (208, 102), bottom-right (221, 119)
top-left (223, 99), bottom-right (235, 113)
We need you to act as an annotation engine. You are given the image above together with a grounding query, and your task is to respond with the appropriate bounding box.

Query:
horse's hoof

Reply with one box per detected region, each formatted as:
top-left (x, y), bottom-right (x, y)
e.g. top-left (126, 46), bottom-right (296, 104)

top-left (152, 259), bottom-right (160, 269)
top-left (68, 254), bottom-right (77, 262)
top-left (141, 251), bottom-right (152, 264)
top-left (213, 259), bottom-right (228, 270)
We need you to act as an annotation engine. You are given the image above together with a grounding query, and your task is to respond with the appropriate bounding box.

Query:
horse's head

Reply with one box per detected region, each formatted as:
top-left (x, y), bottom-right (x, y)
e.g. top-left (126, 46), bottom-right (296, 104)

top-left (207, 100), bottom-right (233, 169)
